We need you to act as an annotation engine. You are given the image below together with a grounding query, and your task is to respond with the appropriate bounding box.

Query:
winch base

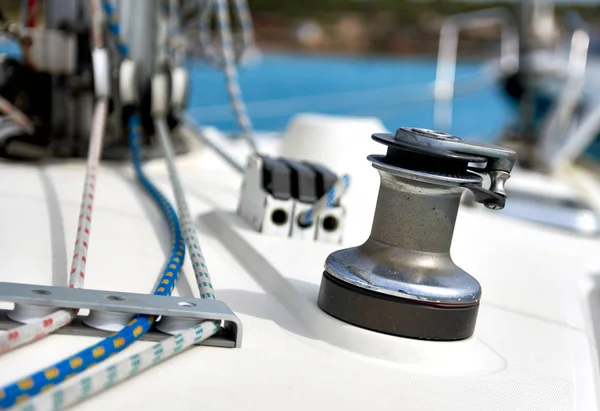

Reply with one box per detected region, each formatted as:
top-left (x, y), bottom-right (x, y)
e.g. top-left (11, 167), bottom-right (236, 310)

top-left (318, 271), bottom-right (479, 341)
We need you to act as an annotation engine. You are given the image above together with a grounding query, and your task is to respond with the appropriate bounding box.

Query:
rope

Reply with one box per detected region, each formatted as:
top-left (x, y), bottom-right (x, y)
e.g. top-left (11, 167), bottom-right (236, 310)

top-left (0, 95), bottom-right (34, 135)
top-left (0, 115), bottom-right (186, 409)
top-left (13, 322), bottom-right (220, 411)
top-left (0, 0), bottom-right (108, 357)
top-left (215, 0), bottom-right (256, 152)
top-left (197, 0), bottom-right (256, 65)
top-left (167, 0), bottom-right (186, 65)
top-left (25, 0), bottom-right (37, 28)
top-left (183, 113), bottom-right (245, 174)
top-left (155, 117), bottom-right (216, 299)
top-left (101, 0), bottom-right (128, 57)
top-left (12, 103), bottom-right (222, 411)
top-left (299, 174), bottom-right (350, 227)
top-left (196, 0), bottom-right (257, 152)
top-left (0, 98), bottom-right (107, 356)
top-left (6, 3), bottom-right (221, 407)
top-left (231, 0), bottom-right (257, 61)
top-left (0, 3), bottom-right (188, 405)
top-left (89, 0), bottom-right (104, 49)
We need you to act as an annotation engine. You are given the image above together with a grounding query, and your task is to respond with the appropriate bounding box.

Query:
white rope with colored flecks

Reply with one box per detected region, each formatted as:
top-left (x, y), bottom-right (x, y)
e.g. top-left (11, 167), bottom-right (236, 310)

top-left (0, 0), bottom-right (108, 355)
top-left (0, 97), bottom-right (108, 355)
top-left (299, 174), bottom-right (351, 227)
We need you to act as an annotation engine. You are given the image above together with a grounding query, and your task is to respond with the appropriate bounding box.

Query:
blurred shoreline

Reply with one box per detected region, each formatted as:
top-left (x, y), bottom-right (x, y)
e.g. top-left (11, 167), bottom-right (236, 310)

top-left (3, 0), bottom-right (599, 59)
top-left (249, 8), bottom-right (599, 59)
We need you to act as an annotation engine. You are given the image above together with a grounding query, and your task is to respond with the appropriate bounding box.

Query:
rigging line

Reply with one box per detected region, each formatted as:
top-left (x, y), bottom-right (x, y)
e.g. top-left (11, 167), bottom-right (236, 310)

top-left (197, 0), bottom-right (258, 151)
top-left (184, 66), bottom-right (497, 122)
top-left (0, 95), bottom-right (34, 135)
top-left (0, 0), bottom-right (109, 357)
top-left (167, 0), bottom-right (186, 66)
top-left (154, 117), bottom-right (216, 299)
top-left (15, 321), bottom-right (220, 411)
top-left (14, 108), bottom-right (222, 411)
top-left (0, 99), bottom-right (107, 356)
top-left (101, 0), bottom-right (129, 57)
top-left (2, 2), bottom-right (193, 406)
top-left (215, 0), bottom-right (257, 153)
top-left (299, 174), bottom-right (350, 227)
top-left (231, 0), bottom-right (258, 61)
top-left (1, 2), bottom-right (185, 404)
top-left (183, 114), bottom-right (245, 174)
top-left (0, 115), bottom-right (186, 409)
top-left (89, 0), bottom-right (104, 50)
top-left (196, 0), bottom-right (257, 65)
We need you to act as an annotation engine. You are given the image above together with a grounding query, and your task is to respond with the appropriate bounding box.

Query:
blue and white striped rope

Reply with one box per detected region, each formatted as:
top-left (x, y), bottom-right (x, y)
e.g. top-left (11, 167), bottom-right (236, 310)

top-left (299, 174), bottom-right (351, 227)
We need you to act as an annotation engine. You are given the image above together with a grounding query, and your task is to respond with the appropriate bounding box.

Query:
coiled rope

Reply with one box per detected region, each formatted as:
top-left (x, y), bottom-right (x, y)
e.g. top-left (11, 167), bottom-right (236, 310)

top-left (0, 0), bottom-right (108, 355)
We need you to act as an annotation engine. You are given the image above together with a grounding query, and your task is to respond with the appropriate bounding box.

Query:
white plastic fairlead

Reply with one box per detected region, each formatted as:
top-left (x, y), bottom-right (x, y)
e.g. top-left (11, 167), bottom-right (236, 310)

top-left (92, 49), bottom-right (110, 98)
top-left (119, 59), bottom-right (138, 104)
top-left (171, 67), bottom-right (189, 109)
top-left (152, 74), bottom-right (170, 116)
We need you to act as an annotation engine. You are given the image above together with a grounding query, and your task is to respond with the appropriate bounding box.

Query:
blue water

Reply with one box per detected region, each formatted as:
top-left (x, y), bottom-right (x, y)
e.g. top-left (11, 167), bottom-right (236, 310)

top-left (187, 53), bottom-right (513, 140)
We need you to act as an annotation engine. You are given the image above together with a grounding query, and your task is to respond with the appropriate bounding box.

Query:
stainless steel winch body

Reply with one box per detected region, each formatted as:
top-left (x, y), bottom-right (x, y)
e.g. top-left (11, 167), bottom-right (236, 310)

top-left (318, 127), bottom-right (516, 341)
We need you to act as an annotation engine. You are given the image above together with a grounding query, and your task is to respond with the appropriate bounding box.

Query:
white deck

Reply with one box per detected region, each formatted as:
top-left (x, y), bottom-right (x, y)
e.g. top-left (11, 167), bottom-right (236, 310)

top-left (0, 134), bottom-right (599, 410)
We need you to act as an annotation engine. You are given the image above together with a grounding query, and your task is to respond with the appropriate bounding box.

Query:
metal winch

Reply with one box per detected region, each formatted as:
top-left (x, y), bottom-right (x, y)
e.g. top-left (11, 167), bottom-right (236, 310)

top-left (318, 127), bottom-right (516, 341)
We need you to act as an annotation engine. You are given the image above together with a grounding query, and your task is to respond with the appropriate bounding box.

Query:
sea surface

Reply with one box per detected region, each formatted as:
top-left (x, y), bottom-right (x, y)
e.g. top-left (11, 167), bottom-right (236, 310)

top-left (187, 53), bottom-right (513, 141)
